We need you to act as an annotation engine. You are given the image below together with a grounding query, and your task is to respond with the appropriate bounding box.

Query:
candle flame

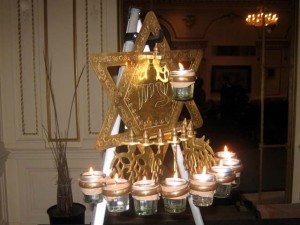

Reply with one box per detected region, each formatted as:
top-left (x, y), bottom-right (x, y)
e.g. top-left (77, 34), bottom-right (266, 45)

top-left (89, 167), bottom-right (94, 175)
top-left (174, 170), bottom-right (179, 179)
top-left (224, 145), bottom-right (228, 153)
top-left (223, 145), bottom-right (232, 159)
top-left (178, 63), bottom-right (184, 71)
top-left (219, 159), bottom-right (224, 166)
top-left (202, 166), bottom-right (207, 175)
top-left (142, 176), bottom-right (147, 181)
top-left (114, 173), bottom-right (119, 179)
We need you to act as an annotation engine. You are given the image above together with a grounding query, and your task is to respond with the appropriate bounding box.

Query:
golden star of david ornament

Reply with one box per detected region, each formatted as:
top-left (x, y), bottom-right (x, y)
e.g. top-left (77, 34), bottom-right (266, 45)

top-left (90, 11), bottom-right (203, 152)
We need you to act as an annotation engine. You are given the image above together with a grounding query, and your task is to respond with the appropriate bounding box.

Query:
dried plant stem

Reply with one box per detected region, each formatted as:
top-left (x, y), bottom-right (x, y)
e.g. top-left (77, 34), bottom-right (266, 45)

top-left (44, 55), bottom-right (85, 215)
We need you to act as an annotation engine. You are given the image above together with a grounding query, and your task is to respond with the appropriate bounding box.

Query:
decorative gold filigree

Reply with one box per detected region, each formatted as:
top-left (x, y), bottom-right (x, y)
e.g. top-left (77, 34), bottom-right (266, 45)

top-left (110, 144), bottom-right (167, 183)
top-left (90, 11), bottom-right (211, 181)
top-left (90, 11), bottom-right (203, 151)
top-left (182, 135), bottom-right (216, 175)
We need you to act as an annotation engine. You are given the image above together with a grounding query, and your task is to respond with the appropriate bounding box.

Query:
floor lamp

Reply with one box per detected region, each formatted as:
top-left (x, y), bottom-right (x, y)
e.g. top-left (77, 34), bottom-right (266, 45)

top-left (246, 7), bottom-right (278, 203)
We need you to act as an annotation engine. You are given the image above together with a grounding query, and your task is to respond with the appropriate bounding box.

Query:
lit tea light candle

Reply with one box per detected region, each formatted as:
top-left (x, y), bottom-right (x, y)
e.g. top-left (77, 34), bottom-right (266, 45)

top-left (161, 171), bottom-right (189, 213)
top-left (210, 161), bottom-right (235, 198)
top-left (103, 174), bottom-right (131, 212)
top-left (169, 63), bottom-right (196, 101)
top-left (132, 176), bottom-right (160, 216)
top-left (215, 145), bottom-right (236, 159)
top-left (223, 158), bottom-right (243, 188)
top-left (79, 167), bottom-right (106, 203)
top-left (190, 166), bottom-right (217, 207)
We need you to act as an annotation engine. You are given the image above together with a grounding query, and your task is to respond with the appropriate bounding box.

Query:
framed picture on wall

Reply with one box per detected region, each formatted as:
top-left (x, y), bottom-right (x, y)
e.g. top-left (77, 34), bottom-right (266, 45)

top-left (211, 65), bottom-right (251, 93)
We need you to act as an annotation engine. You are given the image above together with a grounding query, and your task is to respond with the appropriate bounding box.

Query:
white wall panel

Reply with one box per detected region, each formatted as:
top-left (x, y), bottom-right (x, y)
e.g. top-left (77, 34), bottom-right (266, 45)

top-left (0, 150), bottom-right (9, 225)
top-left (0, 0), bottom-right (118, 225)
top-left (7, 149), bottom-right (102, 225)
top-left (45, 0), bottom-right (79, 141)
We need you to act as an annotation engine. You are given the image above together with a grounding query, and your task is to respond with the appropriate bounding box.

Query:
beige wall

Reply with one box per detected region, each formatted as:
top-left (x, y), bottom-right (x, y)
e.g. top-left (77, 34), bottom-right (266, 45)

top-left (0, 0), bottom-right (118, 225)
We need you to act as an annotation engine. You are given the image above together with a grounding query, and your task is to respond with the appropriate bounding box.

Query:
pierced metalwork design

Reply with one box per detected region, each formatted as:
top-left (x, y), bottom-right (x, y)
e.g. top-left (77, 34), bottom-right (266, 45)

top-left (110, 144), bottom-right (167, 183)
top-left (90, 11), bottom-right (211, 181)
top-left (182, 136), bottom-right (216, 175)
top-left (90, 11), bottom-right (203, 151)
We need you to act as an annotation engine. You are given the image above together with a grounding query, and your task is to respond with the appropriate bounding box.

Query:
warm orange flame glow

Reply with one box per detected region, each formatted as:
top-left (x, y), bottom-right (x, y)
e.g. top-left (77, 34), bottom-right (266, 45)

top-left (223, 145), bottom-right (232, 159)
top-left (178, 63), bottom-right (184, 71)
top-left (142, 176), bottom-right (147, 181)
top-left (89, 167), bottom-right (94, 175)
top-left (174, 170), bottom-right (179, 179)
top-left (114, 173), bottom-right (119, 179)
top-left (202, 166), bottom-right (207, 175)
top-left (224, 145), bottom-right (228, 153)
top-left (219, 159), bottom-right (223, 166)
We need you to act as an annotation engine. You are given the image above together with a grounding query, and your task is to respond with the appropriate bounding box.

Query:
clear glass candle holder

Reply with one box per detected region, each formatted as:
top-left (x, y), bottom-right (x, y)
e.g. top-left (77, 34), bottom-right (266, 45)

top-left (169, 69), bottom-right (196, 101)
top-left (223, 159), bottom-right (243, 189)
top-left (215, 183), bottom-right (232, 198)
top-left (171, 84), bottom-right (194, 101)
top-left (79, 169), bottom-right (106, 204)
top-left (214, 183), bottom-right (232, 198)
top-left (232, 173), bottom-right (241, 188)
top-left (192, 194), bottom-right (214, 207)
top-left (210, 165), bottom-right (235, 199)
top-left (133, 199), bottom-right (158, 216)
top-left (103, 176), bottom-right (131, 212)
top-left (132, 179), bottom-right (160, 216)
top-left (83, 193), bottom-right (103, 204)
top-left (106, 194), bottom-right (129, 212)
top-left (190, 173), bottom-right (216, 207)
top-left (161, 177), bottom-right (189, 213)
top-left (163, 198), bottom-right (186, 213)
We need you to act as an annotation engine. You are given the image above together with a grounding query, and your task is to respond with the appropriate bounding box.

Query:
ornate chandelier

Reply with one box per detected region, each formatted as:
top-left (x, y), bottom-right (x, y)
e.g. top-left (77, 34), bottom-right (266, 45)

top-left (246, 9), bottom-right (278, 27)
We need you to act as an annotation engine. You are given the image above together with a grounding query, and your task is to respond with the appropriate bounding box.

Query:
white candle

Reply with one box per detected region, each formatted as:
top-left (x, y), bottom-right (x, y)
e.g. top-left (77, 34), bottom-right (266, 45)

top-left (132, 176), bottom-right (160, 201)
top-left (211, 160), bottom-right (232, 174)
top-left (103, 174), bottom-right (130, 200)
top-left (223, 158), bottom-right (240, 166)
top-left (223, 158), bottom-right (243, 179)
top-left (134, 176), bottom-right (155, 188)
top-left (165, 177), bottom-right (186, 186)
top-left (80, 167), bottom-right (105, 182)
top-left (215, 145), bottom-right (236, 159)
top-left (79, 167), bottom-right (106, 197)
top-left (192, 166), bottom-right (215, 183)
top-left (105, 174), bottom-right (130, 190)
top-left (169, 63), bottom-right (196, 88)
top-left (162, 172), bottom-right (188, 200)
top-left (190, 166), bottom-right (217, 201)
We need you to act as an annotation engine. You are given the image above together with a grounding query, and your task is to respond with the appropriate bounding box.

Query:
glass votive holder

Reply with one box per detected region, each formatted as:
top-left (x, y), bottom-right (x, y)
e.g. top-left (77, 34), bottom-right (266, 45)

top-left (103, 176), bottom-right (131, 212)
top-left (210, 165), bottom-right (235, 198)
top-left (132, 179), bottom-right (160, 216)
top-left (190, 173), bottom-right (217, 207)
top-left (223, 158), bottom-right (243, 188)
top-left (169, 69), bottom-right (196, 101)
top-left (79, 169), bottom-right (106, 204)
top-left (161, 177), bottom-right (189, 213)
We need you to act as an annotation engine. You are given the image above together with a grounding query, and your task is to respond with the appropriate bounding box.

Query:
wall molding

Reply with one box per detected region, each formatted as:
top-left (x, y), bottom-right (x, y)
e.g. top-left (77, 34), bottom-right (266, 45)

top-left (44, 0), bottom-right (80, 142)
top-left (0, 150), bottom-right (9, 225)
top-left (16, 0), bottom-right (39, 136)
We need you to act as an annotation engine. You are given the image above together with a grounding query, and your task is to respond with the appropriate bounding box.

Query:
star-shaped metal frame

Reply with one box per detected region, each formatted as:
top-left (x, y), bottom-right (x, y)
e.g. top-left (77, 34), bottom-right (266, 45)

top-left (90, 11), bottom-right (203, 151)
